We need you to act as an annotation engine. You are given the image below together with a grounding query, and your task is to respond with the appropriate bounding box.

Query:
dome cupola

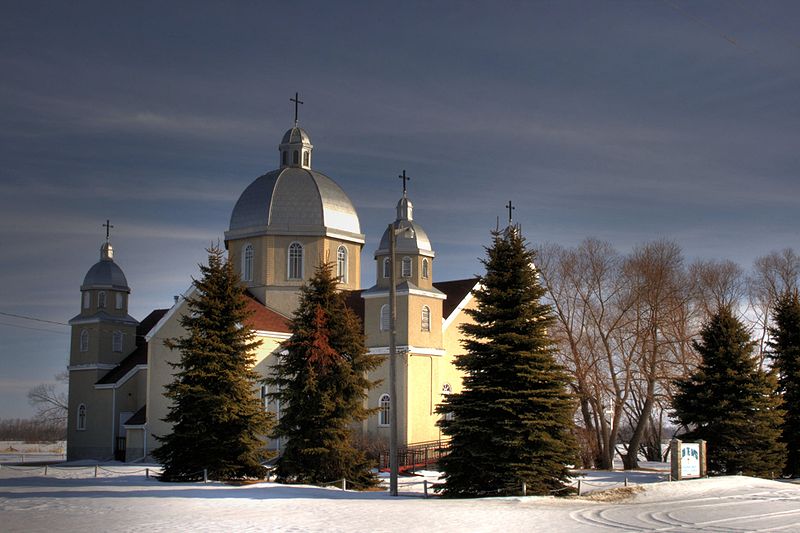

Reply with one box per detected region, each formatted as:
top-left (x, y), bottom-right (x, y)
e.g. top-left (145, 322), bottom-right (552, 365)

top-left (81, 241), bottom-right (130, 292)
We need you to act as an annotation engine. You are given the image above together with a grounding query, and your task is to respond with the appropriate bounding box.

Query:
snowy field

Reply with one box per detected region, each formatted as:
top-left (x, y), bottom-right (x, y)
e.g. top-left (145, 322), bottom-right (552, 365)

top-left (3, 465), bottom-right (800, 532)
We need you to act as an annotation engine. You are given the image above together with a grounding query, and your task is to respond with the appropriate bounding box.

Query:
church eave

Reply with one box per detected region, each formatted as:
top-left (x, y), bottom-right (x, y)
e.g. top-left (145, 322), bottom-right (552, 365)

top-left (68, 313), bottom-right (139, 326)
top-left (224, 226), bottom-right (365, 244)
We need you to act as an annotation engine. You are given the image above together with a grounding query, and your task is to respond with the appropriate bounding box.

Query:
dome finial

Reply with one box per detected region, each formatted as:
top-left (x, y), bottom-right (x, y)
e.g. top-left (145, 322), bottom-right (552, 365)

top-left (290, 92), bottom-right (303, 126)
top-left (396, 170), bottom-right (414, 221)
top-left (398, 169), bottom-right (411, 197)
top-left (101, 219), bottom-right (114, 260)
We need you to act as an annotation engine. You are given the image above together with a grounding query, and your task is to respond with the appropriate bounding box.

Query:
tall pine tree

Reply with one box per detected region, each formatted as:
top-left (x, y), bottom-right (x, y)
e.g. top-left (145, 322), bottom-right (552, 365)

top-left (673, 306), bottom-right (785, 477)
top-left (436, 227), bottom-right (578, 497)
top-left (266, 263), bottom-right (382, 486)
top-left (154, 246), bottom-right (273, 481)
top-left (769, 290), bottom-right (800, 477)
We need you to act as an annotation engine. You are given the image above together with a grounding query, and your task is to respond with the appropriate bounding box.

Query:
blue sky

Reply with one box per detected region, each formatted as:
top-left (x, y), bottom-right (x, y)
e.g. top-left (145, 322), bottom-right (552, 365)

top-left (1, 1), bottom-right (798, 418)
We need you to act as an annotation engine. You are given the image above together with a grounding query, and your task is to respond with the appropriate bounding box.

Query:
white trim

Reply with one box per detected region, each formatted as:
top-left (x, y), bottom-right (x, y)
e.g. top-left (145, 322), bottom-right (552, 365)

top-left (94, 364), bottom-right (147, 389)
top-left (368, 345), bottom-right (447, 357)
top-left (254, 330), bottom-right (292, 340)
top-left (378, 393), bottom-right (391, 427)
top-left (442, 282), bottom-right (481, 332)
top-left (69, 363), bottom-right (116, 371)
top-left (146, 285), bottom-right (195, 343)
top-left (362, 287), bottom-right (447, 300)
top-left (287, 241), bottom-right (304, 280)
top-left (123, 424), bottom-right (146, 429)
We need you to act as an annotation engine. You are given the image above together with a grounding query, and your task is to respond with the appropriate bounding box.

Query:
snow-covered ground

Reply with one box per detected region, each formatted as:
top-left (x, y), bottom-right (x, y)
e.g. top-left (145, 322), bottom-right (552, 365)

top-left (2, 464), bottom-right (799, 532)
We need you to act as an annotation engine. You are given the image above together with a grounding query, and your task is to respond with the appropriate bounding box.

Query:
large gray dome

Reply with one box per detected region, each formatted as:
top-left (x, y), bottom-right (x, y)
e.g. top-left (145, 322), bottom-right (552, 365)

top-left (227, 167), bottom-right (362, 240)
top-left (375, 195), bottom-right (434, 257)
top-left (81, 243), bottom-right (130, 291)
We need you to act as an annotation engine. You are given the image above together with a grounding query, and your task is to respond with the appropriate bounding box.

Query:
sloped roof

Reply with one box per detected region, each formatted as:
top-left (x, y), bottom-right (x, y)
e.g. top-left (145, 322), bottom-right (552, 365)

top-left (136, 309), bottom-right (168, 345)
top-left (123, 405), bottom-right (146, 426)
top-left (434, 278), bottom-right (480, 320)
top-left (96, 343), bottom-right (147, 385)
top-left (244, 292), bottom-right (291, 333)
top-left (342, 289), bottom-right (365, 323)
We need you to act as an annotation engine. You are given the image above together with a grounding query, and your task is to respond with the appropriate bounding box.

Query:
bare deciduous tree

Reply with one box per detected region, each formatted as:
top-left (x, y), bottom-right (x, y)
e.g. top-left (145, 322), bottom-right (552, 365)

top-left (27, 371), bottom-right (68, 425)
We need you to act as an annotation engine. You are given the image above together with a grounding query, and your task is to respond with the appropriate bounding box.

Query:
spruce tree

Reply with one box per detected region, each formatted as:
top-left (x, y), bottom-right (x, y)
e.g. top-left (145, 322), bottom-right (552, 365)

top-left (436, 227), bottom-right (578, 497)
top-left (154, 246), bottom-right (273, 481)
top-left (672, 306), bottom-right (785, 477)
top-left (266, 263), bottom-right (381, 486)
top-left (769, 290), bottom-right (800, 477)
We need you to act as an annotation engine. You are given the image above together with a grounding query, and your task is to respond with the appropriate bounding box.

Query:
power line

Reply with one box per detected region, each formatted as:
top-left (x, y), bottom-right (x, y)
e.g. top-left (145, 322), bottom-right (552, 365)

top-left (0, 311), bottom-right (68, 327)
top-left (0, 321), bottom-right (70, 335)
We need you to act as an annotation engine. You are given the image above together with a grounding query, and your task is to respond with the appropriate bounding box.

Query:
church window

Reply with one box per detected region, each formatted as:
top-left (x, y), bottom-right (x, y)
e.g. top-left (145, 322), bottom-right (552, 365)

top-left (378, 394), bottom-right (390, 427)
top-left (303, 151), bottom-right (309, 167)
top-left (421, 306), bottom-right (431, 332)
top-left (383, 257), bottom-right (391, 278)
top-left (422, 258), bottom-right (429, 279)
top-left (293, 150), bottom-right (299, 165)
top-left (243, 244), bottom-right (254, 282)
top-left (260, 384), bottom-right (269, 410)
top-left (98, 291), bottom-right (107, 309)
top-left (77, 404), bottom-right (87, 430)
top-left (282, 151), bottom-right (287, 166)
top-left (79, 329), bottom-right (89, 352)
top-left (112, 331), bottom-right (123, 353)
top-left (380, 304), bottom-right (390, 331)
top-left (337, 245), bottom-right (347, 282)
top-left (401, 256), bottom-right (412, 278)
top-left (115, 292), bottom-right (124, 310)
top-left (288, 242), bottom-right (303, 280)
top-left (82, 292), bottom-right (90, 309)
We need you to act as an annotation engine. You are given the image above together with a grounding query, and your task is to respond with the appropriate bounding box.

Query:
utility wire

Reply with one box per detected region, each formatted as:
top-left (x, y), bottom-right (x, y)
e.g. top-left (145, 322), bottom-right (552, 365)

top-left (0, 321), bottom-right (70, 335)
top-left (0, 311), bottom-right (68, 326)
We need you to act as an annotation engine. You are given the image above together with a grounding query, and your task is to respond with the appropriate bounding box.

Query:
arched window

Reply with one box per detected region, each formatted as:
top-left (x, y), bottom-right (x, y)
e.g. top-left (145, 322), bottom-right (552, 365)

top-left (77, 404), bottom-right (87, 430)
top-left (378, 394), bottom-right (391, 426)
top-left (82, 292), bottom-right (90, 309)
top-left (303, 151), bottom-right (309, 167)
top-left (293, 150), bottom-right (299, 165)
top-left (112, 331), bottom-right (123, 352)
top-left (288, 242), bottom-right (303, 280)
top-left (115, 292), bottom-right (124, 310)
top-left (401, 256), bottom-right (412, 278)
top-left (79, 329), bottom-right (89, 352)
top-left (380, 304), bottom-right (390, 331)
top-left (282, 151), bottom-right (287, 166)
top-left (336, 245), bottom-right (347, 282)
top-left (242, 244), bottom-right (254, 282)
top-left (422, 258), bottom-right (429, 279)
top-left (98, 291), bottom-right (106, 309)
top-left (383, 257), bottom-right (391, 278)
top-left (421, 306), bottom-right (431, 332)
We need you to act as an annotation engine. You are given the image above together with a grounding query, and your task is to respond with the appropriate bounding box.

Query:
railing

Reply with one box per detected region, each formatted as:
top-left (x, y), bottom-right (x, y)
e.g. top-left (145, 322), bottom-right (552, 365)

top-left (379, 439), bottom-right (450, 472)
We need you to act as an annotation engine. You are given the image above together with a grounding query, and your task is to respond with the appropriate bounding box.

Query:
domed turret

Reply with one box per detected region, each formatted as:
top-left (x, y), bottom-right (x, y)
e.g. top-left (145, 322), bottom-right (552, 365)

top-left (81, 242), bottom-right (130, 292)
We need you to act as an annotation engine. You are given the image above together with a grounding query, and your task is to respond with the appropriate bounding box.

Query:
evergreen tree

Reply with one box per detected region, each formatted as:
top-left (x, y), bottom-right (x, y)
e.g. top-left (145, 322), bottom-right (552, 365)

top-left (154, 246), bottom-right (273, 481)
top-left (673, 306), bottom-right (785, 477)
top-left (769, 290), bottom-right (800, 477)
top-left (266, 263), bottom-right (381, 486)
top-left (436, 227), bottom-right (578, 497)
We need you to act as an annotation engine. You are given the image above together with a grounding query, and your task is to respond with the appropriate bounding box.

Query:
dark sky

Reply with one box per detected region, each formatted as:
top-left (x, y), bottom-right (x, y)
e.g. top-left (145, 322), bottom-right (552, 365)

top-left (1, 1), bottom-right (798, 418)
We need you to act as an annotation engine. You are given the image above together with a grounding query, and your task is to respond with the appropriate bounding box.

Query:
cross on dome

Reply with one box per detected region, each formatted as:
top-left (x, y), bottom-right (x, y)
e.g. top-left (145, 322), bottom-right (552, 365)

top-left (103, 219), bottom-right (114, 242)
top-left (399, 169), bottom-right (411, 196)
top-left (290, 92), bottom-right (304, 125)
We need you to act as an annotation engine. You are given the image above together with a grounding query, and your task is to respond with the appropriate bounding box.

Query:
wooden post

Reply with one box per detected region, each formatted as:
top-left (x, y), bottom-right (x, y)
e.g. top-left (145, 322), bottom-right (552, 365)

top-left (342, 478), bottom-right (347, 491)
top-left (698, 439), bottom-right (707, 478)
top-left (203, 469), bottom-right (208, 483)
top-left (94, 465), bottom-right (98, 478)
top-left (624, 476), bottom-right (627, 487)
top-left (670, 439), bottom-right (682, 481)
top-left (521, 481), bottom-right (527, 496)
top-left (44, 465), bottom-right (48, 476)
top-left (424, 479), bottom-right (428, 498)
top-left (146, 468), bottom-right (149, 479)
top-left (577, 479), bottom-right (581, 496)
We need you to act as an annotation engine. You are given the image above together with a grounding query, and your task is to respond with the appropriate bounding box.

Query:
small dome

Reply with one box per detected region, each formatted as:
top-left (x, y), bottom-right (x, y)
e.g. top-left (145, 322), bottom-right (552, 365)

top-left (81, 243), bottom-right (130, 291)
top-left (376, 195), bottom-right (433, 256)
top-left (281, 127), bottom-right (311, 145)
top-left (227, 167), bottom-right (362, 238)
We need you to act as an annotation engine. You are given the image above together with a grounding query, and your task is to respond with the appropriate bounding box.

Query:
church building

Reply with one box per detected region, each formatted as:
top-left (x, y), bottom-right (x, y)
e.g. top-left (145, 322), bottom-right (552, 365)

top-left (66, 109), bottom-right (479, 461)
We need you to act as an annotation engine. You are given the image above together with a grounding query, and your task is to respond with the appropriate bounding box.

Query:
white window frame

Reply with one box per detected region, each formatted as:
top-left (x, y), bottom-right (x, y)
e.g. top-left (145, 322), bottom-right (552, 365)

top-left (112, 330), bottom-right (123, 352)
top-left (378, 394), bottom-right (390, 427)
top-left (421, 305), bottom-right (431, 332)
top-left (422, 258), bottom-right (429, 279)
top-left (115, 292), bottom-right (124, 310)
top-left (337, 245), bottom-right (348, 283)
top-left (242, 244), bottom-right (254, 282)
top-left (288, 242), bottom-right (304, 280)
top-left (82, 292), bottom-right (90, 309)
top-left (77, 404), bottom-right (87, 430)
top-left (401, 256), bottom-right (412, 278)
top-left (380, 304), bottom-right (390, 332)
top-left (383, 257), bottom-right (391, 278)
top-left (79, 329), bottom-right (89, 352)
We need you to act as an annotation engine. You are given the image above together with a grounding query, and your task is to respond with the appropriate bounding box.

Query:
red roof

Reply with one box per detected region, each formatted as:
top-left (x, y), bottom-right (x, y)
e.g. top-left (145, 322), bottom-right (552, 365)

top-left (244, 292), bottom-right (291, 333)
